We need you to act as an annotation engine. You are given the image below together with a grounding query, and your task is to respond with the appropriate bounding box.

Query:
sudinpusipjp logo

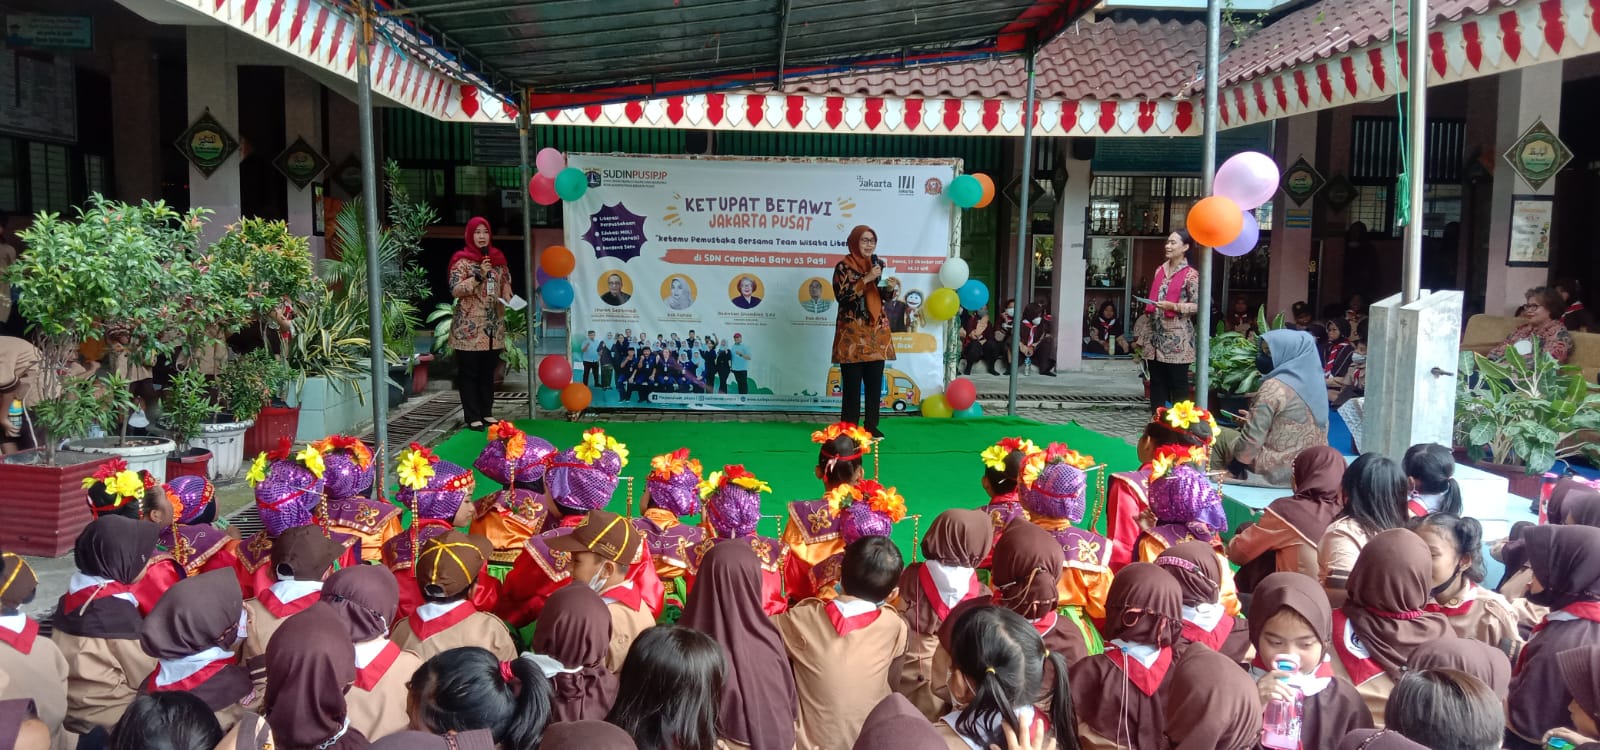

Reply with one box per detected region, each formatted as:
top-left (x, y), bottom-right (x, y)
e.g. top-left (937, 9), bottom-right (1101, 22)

top-left (589, 167), bottom-right (669, 189)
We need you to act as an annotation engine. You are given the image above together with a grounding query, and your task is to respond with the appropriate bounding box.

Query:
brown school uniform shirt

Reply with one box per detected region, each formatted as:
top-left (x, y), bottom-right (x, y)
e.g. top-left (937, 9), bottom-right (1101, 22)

top-left (1069, 646), bottom-right (1182, 750)
top-left (1510, 616), bottom-right (1600, 743)
top-left (892, 629), bottom-right (954, 720)
top-left (2, 623), bottom-right (72, 740)
top-left (604, 599), bottom-right (656, 674)
top-left (774, 598), bottom-right (908, 750)
top-left (1318, 517), bottom-right (1373, 609)
top-left (347, 641), bottom-right (423, 742)
top-left (391, 606), bottom-right (516, 663)
top-left (1326, 650), bottom-right (1395, 727)
top-left (48, 631), bottom-right (155, 733)
top-left (1226, 508), bottom-right (1320, 579)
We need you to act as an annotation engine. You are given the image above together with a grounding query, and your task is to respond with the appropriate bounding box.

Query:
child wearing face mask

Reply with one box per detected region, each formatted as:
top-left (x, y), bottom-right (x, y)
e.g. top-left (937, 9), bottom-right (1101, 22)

top-left (548, 509), bottom-right (655, 672)
top-left (1407, 513), bottom-right (1523, 661)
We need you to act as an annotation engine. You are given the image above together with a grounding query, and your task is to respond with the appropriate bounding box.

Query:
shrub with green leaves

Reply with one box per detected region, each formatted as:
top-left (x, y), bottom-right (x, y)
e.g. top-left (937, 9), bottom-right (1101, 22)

top-left (160, 367), bottom-right (217, 455)
top-left (1207, 307), bottom-right (1285, 395)
top-left (1455, 343), bottom-right (1600, 474)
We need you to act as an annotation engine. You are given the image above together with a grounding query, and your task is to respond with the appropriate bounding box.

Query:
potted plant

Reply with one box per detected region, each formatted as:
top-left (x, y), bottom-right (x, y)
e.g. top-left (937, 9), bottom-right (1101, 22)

top-left (427, 303), bottom-right (531, 379)
top-left (283, 290), bottom-right (394, 439)
top-left (0, 373), bottom-right (125, 555)
top-left (1454, 346), bottom-right (1600, 497)
top-left (1206, 308), bottom-right (1283, 421)
top-left (158, 367), bottom-right (214, 479)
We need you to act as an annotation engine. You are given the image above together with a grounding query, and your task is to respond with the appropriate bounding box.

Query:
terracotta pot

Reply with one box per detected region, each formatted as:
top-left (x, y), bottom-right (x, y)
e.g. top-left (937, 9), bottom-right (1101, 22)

top-left (244, 405), bottom-right (300, 456)
top-left (167, 447), bottom-right (212, 480)
top-left (0, 450), bottom-right (114, 556)
top-left (412, 354), bottom-right (434, 393)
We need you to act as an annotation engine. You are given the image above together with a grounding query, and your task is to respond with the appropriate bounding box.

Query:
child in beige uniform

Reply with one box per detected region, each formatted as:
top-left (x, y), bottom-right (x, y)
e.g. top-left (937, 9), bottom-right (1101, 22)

top-left (0, 550), bottom-right (73, 750)
top-left (391, 530), bottom-right (515, 662)
top-left (239, 525), bottom-right (344, 667)
top-left (550, 509), bottom-right (656, 672)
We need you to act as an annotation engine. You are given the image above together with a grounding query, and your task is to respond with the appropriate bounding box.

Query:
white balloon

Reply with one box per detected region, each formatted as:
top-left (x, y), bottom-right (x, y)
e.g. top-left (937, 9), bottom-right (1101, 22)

top-left (1214, 151), bottom-right (1281, 210)
top-left (938, 258), bottom-right (970, 289)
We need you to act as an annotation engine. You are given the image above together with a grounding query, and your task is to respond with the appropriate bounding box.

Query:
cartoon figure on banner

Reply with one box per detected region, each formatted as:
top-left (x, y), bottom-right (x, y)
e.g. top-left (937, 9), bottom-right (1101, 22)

top-left (799, 278), bottom-right (834, 314)
top-left (661, 274), bottom-right (697, 310)
top-left (600, 271), bottom-right (633, 306)
top-left (730, 275), bottom-right (764, 309)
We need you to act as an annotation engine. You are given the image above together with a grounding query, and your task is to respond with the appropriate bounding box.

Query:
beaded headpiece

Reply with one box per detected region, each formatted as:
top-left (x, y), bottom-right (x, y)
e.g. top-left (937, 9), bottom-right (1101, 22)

top-left (246, 437), bottom-right (328, 536)
top-left (1148, 462), bottom-right (1227, 534)
top-left (396, 442), bottom-right (476, 521)
top-left (1019, 443), bottom-right (1095, 522)
top-left (825, 479), bottom-right (907, 544)
top-left (546, 428), bottom-right (629, 511)
top-left (700, 464), bottom-right (770, 538)
top-left (309, 435), bottom-right (375, 500)
top-left (647, 448), bottom-right (704, 517)
top-left (474, 422), bottom-right (557, 487)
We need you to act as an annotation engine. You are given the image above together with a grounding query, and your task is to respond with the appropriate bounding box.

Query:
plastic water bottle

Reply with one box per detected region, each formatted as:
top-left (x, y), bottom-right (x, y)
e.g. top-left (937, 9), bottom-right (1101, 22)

top-left (1546, 738), bottom-right (1575, 749)
top-left (1022, 356), bottom-right (1032, 376)
top-left (1260, 655), bottom-right (1304, 750)
top-left (7, 400), bottom-right (21, 432)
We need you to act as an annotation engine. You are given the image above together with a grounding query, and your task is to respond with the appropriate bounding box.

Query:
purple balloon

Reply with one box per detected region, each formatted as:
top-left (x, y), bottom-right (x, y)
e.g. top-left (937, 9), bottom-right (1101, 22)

top-left (1214, 151), bottom-right (1280, 211)
top-left (1216, 210), bottom-right (1260, 257)
top-left (535, 267), bottom-right (551, 285)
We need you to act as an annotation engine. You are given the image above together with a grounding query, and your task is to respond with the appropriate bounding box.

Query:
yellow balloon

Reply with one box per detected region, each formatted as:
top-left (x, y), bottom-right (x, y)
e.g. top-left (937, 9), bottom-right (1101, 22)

top-left (921, 394), bottom-right (953, 418)
top-left (926, 288), bottom-right (960, 321)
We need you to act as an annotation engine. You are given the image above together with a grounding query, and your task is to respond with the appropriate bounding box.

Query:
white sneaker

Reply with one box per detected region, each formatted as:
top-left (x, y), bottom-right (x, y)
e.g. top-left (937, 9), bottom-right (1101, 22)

top-left (128, 409), bottom-right (149, 429)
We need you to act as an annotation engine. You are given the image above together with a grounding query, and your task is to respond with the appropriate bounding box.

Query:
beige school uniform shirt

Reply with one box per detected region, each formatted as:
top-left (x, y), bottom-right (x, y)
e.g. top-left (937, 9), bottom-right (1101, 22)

top-left (1318, 517), bottom-right (1374, 609)
top-left (49, 630), bottom-right (155, 735)
top-left (601, 591), bottom-right (656, 673)
top-left (774, 598), bottom-right (908, 750)
top-left (390, 601), bottom-right (516, 663)
top-left (347, 640), bottom-right (424, 742)
top-left (2, 617), bottom-right (75, 748)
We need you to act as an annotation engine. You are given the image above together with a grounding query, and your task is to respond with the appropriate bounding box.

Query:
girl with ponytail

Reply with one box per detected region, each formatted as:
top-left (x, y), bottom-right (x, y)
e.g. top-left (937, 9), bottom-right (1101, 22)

top-left (1068, 563), bottom-right (1185, 750)
top-left (1408, 513), bottom-right (1523, 660)
top-left (406, 646), bottom-right (551, 750)
top-left (781, 423), bottom-right (872, 602)
top-left (1403, 443), bottom-right (1463, 517)
top-left (938, 605), bottom-right (1078, 750)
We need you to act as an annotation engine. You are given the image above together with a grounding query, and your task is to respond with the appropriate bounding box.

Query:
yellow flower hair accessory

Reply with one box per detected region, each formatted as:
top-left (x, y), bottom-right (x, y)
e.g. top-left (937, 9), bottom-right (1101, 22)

top-left (396, 444), bottom-right (438, 491)
top-left (825, 482), bottom-right (862, 513)
top-left (698, 471), bottom-right (723, 499)
top-left (699, 464), bottom-right (771, 497)
top-left (980, 437), bottom-right (1041, 472)
top-left (1148, 444), bottom-right (1208, 481)
top-left (81, 469), bottom-right (144, 500)
top-left (1156, 401), bottom-right (1220, 446)
top-left (649, 448), bottom-right (703, 482)
top-left (246, 452), bottom-right (269, 488)
top-left (311, 435), bottom-right (374, 470)
top-left (295, 446), bottom-right (327, 478)
top-left (575, 427), bottom-right (629, 468)
top-left (810, 422), bottom-right (874, 455)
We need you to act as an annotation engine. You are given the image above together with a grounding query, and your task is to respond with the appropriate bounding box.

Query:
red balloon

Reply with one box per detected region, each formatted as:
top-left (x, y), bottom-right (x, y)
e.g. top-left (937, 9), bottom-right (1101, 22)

top-left (529, 174), bottom-right (559, 206)
top-left (537, 355), bottom-right (572, 389)
top-left (945, 377), bottom-right (977, 411)
top-left (560, 383), bottom-right (592, 412)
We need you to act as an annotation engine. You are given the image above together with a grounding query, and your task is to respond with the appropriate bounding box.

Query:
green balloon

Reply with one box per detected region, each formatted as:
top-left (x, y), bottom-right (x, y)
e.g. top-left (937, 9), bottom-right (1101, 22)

top-left (537, 385), bottom-right (563, 410)
top-left (954, 403), bottom-right (984, 418)
top-left (555, 167), bottom-right (588, 201)
top-left (946, 175), bottom-right (982, 209)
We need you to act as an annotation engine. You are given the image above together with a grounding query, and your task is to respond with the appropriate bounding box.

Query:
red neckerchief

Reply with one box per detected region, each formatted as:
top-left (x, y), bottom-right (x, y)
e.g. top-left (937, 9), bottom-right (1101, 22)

top-left (558, 515), bottom-right (585, 529)
top-left (1104, 644), bottom-right (1174, 696)
top-left (257, 586), bottom-right (321, 619)
top-left (353, 641), bottom-right (401, 691)
top-left (61, 580), bottom-right (135, 613)
top-left (1250, 654), bottom-right (1336, 680)
top-left (1424, 586), bottom-right (1477, 618)
top-left (825, 600), bottom-right (883, 637)
top-left (1533, 601), bottom-right (1600, 634)
top-left (918, 564), bottom-right (982, 621)
top-left (1407, 499), bottom-right (1429, 518)
top-left (409, 602), bottom-right (478, 641)
top-left (1181, 614), bottom-right (1235, 652)
top-left (603, 582), bottom-right (645, 612)
top-left (0, 617), bottom-right (39, 655)
top-left (1031, 609), bottom-right (1059, 637)
top-left (147, 657), bottom-right (234, 693)
top-left (1330, 611), bottom-right (1384, 685)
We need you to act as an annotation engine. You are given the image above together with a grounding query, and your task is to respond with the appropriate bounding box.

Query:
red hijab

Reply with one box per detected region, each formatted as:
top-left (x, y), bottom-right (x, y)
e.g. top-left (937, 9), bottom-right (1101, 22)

top-left (450, 217), bottom-right (508, 270)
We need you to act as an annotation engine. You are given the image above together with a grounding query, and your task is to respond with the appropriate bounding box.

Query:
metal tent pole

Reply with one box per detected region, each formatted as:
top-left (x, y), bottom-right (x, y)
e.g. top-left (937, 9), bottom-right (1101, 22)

top-left (356, 1), bottom-right (388, 479)
top-left (1195, 0), bottom-right (1222, 409)
top-left (518, 91), bottom-right (537, 418)
top-left (1007, 48), bottom-right (1038, 415)
top-left (1402, 0), bottom-right (1426, 304)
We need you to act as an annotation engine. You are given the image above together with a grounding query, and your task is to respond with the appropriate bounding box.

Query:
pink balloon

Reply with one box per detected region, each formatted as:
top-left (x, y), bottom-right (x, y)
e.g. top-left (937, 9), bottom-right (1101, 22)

top-left (535, 147), bottom-right (566, 179)
top-left (529, 174), bottom-right (559, 206)
top-left (945, 377), bottom-right (977, 411)
top-left (1216, 210), bottom-right (1260, 257)
top-left (1213, 151), bottom-right (1280, 211)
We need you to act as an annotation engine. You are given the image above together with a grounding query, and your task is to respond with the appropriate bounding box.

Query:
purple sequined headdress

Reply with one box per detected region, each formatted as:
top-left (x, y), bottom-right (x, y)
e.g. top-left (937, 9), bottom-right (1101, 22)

top-left (253, 458), bottom-right (325, 537)
top-left (831, 480), bottom-right (906, 544)
top-left (703, 465), bottom-right (768, 538)
top-left (646, 448), bottom-right (703, 517)
top-left (395, 459), bottom-right (475, 521)
top-left (1149, 463), bottom-right (1226, 533)
top-left (544, 429), bottom-right (628, 511)
top-left (474, 423), bottom-right (557, 487)
top-left (166, 474), bottom-right (216, 525)
top-left (1020, 462), bottom-right (1088, 522)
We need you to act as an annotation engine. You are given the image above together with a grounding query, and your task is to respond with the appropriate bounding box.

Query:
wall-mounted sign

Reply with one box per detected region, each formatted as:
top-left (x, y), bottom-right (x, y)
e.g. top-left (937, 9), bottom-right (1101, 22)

top-left (3, 13), bottom-right (93, 50)
top-left (1285, 208), bottom-right (1313, 229)
top-left (272, 137), bottom-right (328, 190)
top-left (332, 156), bottom-right (362, 197)
top-left (1507, 195), bottom-right (1554, 267)
top-left (1322, 174), bottom-right (1358, 212)
top-left (1502, 119), bottom-right (1571, 191)
top-left (174, 110), bottom-right (238, 178)
top-left (1280, 157), bottom-right (1325, 206)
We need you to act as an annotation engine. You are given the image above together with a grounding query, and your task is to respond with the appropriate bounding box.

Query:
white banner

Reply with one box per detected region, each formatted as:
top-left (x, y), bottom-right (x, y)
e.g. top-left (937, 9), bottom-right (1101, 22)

top-left (562, 154), bottom-right (958, 412)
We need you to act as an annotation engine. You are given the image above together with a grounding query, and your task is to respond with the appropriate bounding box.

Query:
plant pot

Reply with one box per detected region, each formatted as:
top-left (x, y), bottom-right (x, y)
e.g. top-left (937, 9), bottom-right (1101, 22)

top-left (194, 419), bottom-right (254, 479)
top-left (69, 436), bottom-right (176, 484)
top-left (412, 354), bottom-right (434, 393)
top-left (1467, 458), bottom-right (1545, 500)
top-left (287, 377), bottom-right (365, 441)
top-left (0, 449), bottom-right (115, 556)
top-left (167, 446), bottom-right (212, 480)
top-left (244, 405), bottom-right (300, 457)
top-left (388, 364), bottom-right (411, 406)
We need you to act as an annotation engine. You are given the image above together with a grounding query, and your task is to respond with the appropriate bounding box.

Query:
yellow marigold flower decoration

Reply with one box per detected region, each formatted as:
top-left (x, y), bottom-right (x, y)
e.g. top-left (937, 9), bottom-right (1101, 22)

top-left (699, 464), bottom-right (770, 497)
top-left (295, 446), bottom-right (327, 478)
top-left (810, 422), bottom-right (874, 454)
top-left (575, 427), bottom-right (629, 468)
top-left (698, 471), bottom-right (724, 499)
top-left (396, 445), bottom-right (438, 491)
top-left (1148, 444), bottom-right (1206, 481)
top-left (1020, 443), bottom-right (1097, 486)
top-left (980, 437), bottom-right (1041, 472)
top-left (246, 452), bottom-right (269, 488)
top-left (861, 480), bottom-right (908, 522)
top-left (825, 482), bottom-right (862, 513)
top-left (85, 469), bottom-right (144, 500)
top-left (649, 448), bottom-right (702, 482)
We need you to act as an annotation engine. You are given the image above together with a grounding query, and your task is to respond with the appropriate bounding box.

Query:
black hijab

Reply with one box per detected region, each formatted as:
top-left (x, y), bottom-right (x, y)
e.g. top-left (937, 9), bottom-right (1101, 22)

top-left (54, 515), bottom-right (159, 639)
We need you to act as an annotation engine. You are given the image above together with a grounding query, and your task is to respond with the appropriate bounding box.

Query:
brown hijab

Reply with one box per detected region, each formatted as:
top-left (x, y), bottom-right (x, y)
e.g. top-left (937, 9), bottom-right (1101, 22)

top-left (1104, 562), bottom-right (1184, 646)
top-left (0, 698), bottom-right (34, 750)
top-left (990, 520), bottom-right (1064, 620)
top-left (842, 226), bottom-right (883, 320)
top-left (1409, 638), bottom-right (1511, 699)
top-left (265, 602), bottom-right (368, 750)
top-left (1268, 446), bottom-right (1348, 540)
top-left (1563, 489), bottom-right (1600, 528)
top-left (55, 515), bottom-right (160, 639)
top-left (678, 542), bottom-right (797, 750)
top-left (1341, 529), bottom-right (1454, 677)
top-left (1559, 645), bottom-right (1600, 726)
top-left (272, 525), bottom-right (346, 580)
top-left (852, 693), bottom-right (944, 750)
top-left (531, 585), bottom-right (618, 723)
top-left (1337, 729), bottom-right (1428, 749)
top-left (320, 565), bottom-right (400, 642)
top-left (140, 569), bottom-right (253, 710)
top-left (540, 720), bottom-right (637, 750)
top-left (1526, 524), bottom-right (1600, 610)
top-left (367, 731), bottom-right (494, 750)
top-left (1247, 572), bottom-right (1332, 646)
top-left (900, 509), bottom-right (992, 633)
top-left (1155, 540), bottom-right (1223, 607)
top-left (1166, 647), bottom-right (1263, 750)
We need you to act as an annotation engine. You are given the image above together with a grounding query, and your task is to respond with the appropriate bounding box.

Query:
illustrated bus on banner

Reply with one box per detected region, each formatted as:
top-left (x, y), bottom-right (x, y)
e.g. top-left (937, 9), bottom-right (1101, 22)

top-left (825, 366), bottom-right (923, 412)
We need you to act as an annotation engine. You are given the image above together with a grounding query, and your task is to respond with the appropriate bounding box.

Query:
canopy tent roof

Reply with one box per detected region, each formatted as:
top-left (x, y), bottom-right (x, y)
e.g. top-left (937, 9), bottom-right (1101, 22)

top-left (389, 0), bottom-right (1097, 109)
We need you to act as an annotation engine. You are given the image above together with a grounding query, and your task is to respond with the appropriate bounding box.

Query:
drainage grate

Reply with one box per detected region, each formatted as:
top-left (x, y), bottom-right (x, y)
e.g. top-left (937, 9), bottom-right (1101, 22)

top-left (977, 393), bottom-right (1145, 404)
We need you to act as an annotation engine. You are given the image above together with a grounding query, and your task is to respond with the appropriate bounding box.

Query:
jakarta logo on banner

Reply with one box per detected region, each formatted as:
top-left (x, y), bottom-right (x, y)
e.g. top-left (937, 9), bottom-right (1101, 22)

top-left (561, 154), bottom-right (958, 412)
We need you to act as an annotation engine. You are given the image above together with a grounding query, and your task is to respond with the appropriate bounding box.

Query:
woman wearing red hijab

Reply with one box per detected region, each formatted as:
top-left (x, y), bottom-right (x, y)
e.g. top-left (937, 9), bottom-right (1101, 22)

top-left (449, 217), bottom-right (512, 431)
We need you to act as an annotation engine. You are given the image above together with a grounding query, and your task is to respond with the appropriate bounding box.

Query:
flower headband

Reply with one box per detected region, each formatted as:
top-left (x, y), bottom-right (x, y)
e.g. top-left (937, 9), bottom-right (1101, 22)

top-left (1154, 401), bottom-right (1219, 445)
top-left (246, 436), bottom-right (328, 488)
top-left (309, 435), bottom-right (373, 470)
top-left (574, 427), bottom-right (629, 468)
top-left (488, 421), bottom-right (527, 462)
top-left (397, 442), bottom-right (440, 490)
top-left (82, 458), bottom-right (146, 509)
top-left (980, 437), bottom-right (1042, 473)
top-left (699, 464), bottom-right (772, 497)
top-left (811, 422), bottom-right (874, 459)
top-left (1022, 442), bottom-right (1096, 486)
top-left (649, 447), bottom-right (702, 482)
top-left (825, 479), bottom-right (908, 522)
top-left (1149, 443), bottom-right (1210, 481)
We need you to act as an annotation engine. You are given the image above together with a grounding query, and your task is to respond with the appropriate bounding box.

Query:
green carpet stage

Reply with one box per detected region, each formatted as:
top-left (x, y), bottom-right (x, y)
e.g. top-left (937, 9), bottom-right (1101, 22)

top-left (429, 415), bottom-right (1260, 557)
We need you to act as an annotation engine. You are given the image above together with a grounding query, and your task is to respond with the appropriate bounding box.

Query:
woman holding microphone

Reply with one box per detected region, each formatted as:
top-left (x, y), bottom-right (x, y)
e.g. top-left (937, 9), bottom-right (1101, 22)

top-left (449, 216), bottom-right (513, 430)
top-left (832, 225), bottom-right (895, 438)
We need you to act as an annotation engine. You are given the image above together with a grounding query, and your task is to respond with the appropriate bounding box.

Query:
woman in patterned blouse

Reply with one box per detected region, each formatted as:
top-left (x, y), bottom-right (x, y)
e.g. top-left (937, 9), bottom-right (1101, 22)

top-left (831, 225), bottom-right (895, 438)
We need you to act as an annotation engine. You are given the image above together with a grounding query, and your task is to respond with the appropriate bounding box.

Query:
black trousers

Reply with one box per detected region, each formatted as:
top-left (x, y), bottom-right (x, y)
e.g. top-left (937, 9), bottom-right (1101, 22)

top-left (840, 360), bottom-right (885, 431)
top-left (1147, 360), bottom-right (1191, 413)
top-left (457, 348), bottom-right (500, 424)
top-left (582, 361), bottom-right (599, 386)
top-left (732, 370), bottom-right (750, 395)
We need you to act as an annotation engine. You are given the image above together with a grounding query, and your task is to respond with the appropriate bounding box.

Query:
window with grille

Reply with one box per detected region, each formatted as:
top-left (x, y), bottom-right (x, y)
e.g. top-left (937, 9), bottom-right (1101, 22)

top-left (84, 154), bottom-right (106, 196)
top-left (27, 143), bottom-right (69, 214)
top-left (0, 139), bottom-right (16, 213)
top-left (1348, 186), bottom-right (1392, 237)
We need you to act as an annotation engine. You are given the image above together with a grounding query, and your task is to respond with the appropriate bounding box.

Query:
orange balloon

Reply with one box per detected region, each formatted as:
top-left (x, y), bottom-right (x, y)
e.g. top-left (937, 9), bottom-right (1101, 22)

top-left (560, 382), bottom-right (592, 412)
top-left (1185, 195), bottom-right (1245, 248)
top-left (540, 245), bottom-right (576, 277)
top-left (973, 174), bottom-right (996, 209)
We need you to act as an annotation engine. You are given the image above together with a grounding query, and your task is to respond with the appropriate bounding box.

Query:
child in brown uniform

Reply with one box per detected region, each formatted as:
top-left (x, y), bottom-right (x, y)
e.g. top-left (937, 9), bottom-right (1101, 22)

top-left (139, 570), bottom-right (257, 731)
top-left (548, 508), bottom-right (655, 672)
top-left (776, 535), bottom-right (908, 750)
top-left (320, 564), bottom-right (421, 742)
top-left (0, 549), bottom-right (71, 747)
top-left (238, 524), bottom-right (345, 665)
top-left (391, 530), bottom-right (515, 662)
top-left (892, 508), bottom-right (992, 719)
top-left (1247, 572), bottom-right (1373, 748)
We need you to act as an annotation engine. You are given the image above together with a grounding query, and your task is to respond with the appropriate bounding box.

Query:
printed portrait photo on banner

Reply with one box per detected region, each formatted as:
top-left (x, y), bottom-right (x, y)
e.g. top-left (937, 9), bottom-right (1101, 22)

top-left (799, 276), bottom-right (834, 314)
top-left (730, 274), bottom-right (765, 309)
top-left (661, 273), bottom-right (698, 310)
top-left (599, 270), bottom-right (633, 306)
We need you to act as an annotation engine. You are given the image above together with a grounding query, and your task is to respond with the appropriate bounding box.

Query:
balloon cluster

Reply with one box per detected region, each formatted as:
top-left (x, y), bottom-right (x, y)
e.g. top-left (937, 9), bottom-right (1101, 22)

top-left (1184, 151), bottom-right (1278, 257)
top-left (528, 148), bottom-right (588, 206)
top-left (536, 354), bottom-right (591, 414)
top-left (943, 173), bottom-right (995, 210)
top-left (922, 240), bottom-right (989, 419)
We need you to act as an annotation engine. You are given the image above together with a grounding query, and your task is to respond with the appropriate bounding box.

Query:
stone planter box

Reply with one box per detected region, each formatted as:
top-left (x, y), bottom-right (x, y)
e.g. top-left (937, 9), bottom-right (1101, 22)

top-left (70, 436), bottom-right (177, 484)
top-left (288, 377), bottom-right (367, 442)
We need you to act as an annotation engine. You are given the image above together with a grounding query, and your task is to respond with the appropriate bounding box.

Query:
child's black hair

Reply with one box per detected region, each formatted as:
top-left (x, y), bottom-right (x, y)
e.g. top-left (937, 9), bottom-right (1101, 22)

top-left (984, 449), bottom-right (1029, 496)
top-left (840, 535), bottom-right (903, 602)
top-left (817, 433), bottom-right (866, 489)
top-left (1404, 443), bottom-right (1463, 516)
top-left (1338, 452), bottom-right (1410, 537)
top-left (948, 605), bottom-right (1079, 750)
top-left (109, 692), bottom-right (224, 750)
top-left (1409, 512), bottom-right (1487, 585)
top-left (409, 646), bottom-right (551, 750)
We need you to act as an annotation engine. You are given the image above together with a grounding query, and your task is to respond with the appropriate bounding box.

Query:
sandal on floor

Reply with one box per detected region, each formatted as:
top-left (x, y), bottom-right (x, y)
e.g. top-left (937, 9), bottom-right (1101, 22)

top-left (466, 420), bottom-right (487, 431)
top-left (483, 417), bottom-right (502, 425)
